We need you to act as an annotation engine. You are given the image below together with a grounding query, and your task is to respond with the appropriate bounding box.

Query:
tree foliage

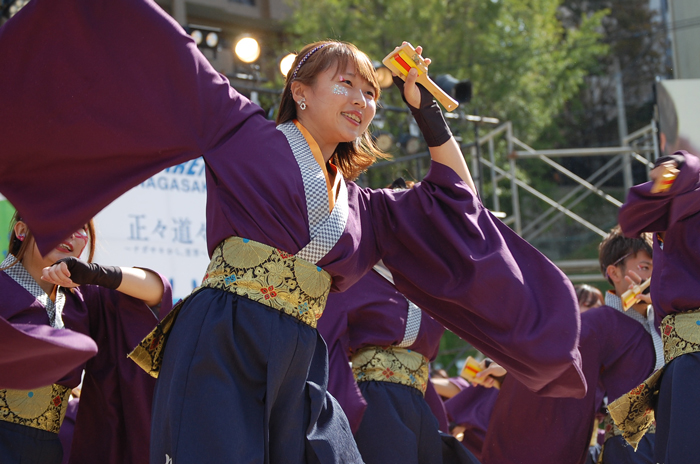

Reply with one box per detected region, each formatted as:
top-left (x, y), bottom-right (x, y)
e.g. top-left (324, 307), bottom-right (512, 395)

top-left (283, 0), bottom-right (608, 142)
top-left (540, 0), bottom-right (670, 150)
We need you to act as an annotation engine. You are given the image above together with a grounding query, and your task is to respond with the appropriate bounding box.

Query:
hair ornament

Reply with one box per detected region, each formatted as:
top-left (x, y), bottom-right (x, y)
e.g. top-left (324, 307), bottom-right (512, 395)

top-left (291, 43), bottom-right (330, 81)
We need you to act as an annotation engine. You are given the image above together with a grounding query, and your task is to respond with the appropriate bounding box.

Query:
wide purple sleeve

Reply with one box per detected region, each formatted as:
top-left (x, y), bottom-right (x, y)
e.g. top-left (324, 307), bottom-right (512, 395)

top-left (0, 316), bottom-right (97, 390)
top-left (0, 0), bottom-right (263, 255)
top-left (619, 151), bottom-right (700, 235)
top-left (448, 376), bottom-right (472, 392)
top-left (444, 384), bottom-right (498, 461)
top-left (69, 274), bottom-right (173, 464)
top-left (360, 161), bottom-right (586, 398)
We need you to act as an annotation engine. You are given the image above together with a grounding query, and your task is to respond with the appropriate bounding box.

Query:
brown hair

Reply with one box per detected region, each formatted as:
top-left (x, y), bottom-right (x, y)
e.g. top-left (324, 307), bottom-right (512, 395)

top-left (2, 211), bottom-right (96, 270)
top-left (598, 225), bottom-right (653, 285)
top-left (276, 40), bottom-right (386, 180)
top-left (574, 284), bottom-right (603, 310)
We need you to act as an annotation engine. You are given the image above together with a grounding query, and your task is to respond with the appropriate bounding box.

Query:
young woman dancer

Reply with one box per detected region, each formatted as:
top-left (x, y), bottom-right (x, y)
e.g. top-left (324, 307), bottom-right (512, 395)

top-left (0, 214), bottom-right (172, 463)
top-left (0, 1), bottom-right (587, 462)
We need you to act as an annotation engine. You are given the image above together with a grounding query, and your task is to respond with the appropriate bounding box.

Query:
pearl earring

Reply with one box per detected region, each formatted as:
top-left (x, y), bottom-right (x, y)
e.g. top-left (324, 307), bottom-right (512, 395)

top-left (299, 98), bottom-right (307, 111)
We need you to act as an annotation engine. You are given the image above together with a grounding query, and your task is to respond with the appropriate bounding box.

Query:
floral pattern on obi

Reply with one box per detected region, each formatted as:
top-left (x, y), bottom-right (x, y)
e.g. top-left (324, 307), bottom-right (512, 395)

top-left (0, 384), bottom-right (71, 433)
top-left (608, 309), bottom-right (700, 449)
top-left (351, 346), bottom-right (430, 395)
top-left (129, 237), bottom-right (332, 378)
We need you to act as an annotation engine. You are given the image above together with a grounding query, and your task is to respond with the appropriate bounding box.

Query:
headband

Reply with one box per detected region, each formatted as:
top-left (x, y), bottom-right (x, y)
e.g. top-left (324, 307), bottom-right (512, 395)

top-left (291, 43), bottom-right (330, 81)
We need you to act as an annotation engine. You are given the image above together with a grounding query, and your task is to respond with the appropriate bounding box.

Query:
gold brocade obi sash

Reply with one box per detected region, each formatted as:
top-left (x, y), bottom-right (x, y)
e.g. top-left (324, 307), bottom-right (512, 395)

top-left (0, 384), bottom-right (71, 434)
top-left (129, 237), bottom-right (332, 378)
top-left (351, 346), bottom-right (430, 395)
top-left (608, 309), bottom-right (700, 449)
top-left (601, 413), bottom-right (656, 443)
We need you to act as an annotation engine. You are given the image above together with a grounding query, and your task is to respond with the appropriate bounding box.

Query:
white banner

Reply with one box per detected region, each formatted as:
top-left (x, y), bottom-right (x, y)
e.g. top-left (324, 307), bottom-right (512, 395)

top-left (93, 158), bottom-right (209, 302)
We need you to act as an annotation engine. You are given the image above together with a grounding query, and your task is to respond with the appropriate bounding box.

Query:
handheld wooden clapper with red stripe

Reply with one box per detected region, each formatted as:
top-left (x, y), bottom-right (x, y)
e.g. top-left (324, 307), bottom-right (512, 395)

top-left (620, 278), bottom-right (651, 311)
top-left (459, 356), bottom-right (483, 384)
top-left (650, 163), bottom-right (679, 193)
top-left (382, 43), bottom-right (459, 112)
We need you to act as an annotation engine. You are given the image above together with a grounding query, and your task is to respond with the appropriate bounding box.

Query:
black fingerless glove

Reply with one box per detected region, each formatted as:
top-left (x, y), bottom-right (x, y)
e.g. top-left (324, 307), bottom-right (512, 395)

top-left (392, 75), bottom-right (452, 147)
top-left (653, 153), bottom-right (685, 170)
top-left (56, 257), bottom-right (123, 289)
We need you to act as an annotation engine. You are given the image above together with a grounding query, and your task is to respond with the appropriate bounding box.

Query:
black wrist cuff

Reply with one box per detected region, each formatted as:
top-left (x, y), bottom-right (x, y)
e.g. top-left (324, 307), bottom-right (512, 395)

top-left (411, 102), bottom-right (452, 147)
top-left (654, 154), bottom-right (685, 170)
top-left (57, 257), bottom-right (123, 289)
top-left (392, 75), bottom-right (452, 148)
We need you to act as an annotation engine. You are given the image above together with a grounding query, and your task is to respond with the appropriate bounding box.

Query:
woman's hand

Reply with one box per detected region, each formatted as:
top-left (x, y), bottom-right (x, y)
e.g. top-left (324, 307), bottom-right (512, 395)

top-left (475, 362), bottom-right (507, 389)
top-left (397, 44), bottom-right (431, 109)
top-left (650, 160), bottom-right (679, 186)
top-left (41, 260), bottom-right (80, 288)
top-left (42, 257), bottom-right (122, 289)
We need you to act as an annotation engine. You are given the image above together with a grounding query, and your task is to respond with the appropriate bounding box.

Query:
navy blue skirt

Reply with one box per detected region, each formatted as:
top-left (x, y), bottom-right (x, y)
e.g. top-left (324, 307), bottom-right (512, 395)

top-left (0, 421), bottom-right (62, 464)
top-left (602, 435), bottom-right (654, 464)
top-left (150, 289), bottom-right (362, 464)
top-left (354, 381), bottom-right (480, 464)
top-left (654, 351), bottom-right (700, 464)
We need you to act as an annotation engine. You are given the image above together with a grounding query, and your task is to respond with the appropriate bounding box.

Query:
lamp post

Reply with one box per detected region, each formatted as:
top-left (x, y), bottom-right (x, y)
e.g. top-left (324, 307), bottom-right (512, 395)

top-left (279, 53), bottom-right (296, 78)
top-left (234, 35), bottom-right (261, 105)
top-left (1, 0), bottom-right (28, 20)
top-left (187, 24), bottom-right (221, 58)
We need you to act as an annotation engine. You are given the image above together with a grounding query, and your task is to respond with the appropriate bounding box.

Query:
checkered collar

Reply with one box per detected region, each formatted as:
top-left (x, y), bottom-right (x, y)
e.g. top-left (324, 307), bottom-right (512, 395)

top-left (276, 121), bottom-right (349, 265)
top-left (1, 254), bottom-right (65, 328)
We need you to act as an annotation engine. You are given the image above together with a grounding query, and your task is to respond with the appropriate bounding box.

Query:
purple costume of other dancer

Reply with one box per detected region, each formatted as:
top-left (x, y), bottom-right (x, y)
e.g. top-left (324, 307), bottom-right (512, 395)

top-left (0, 317), bottom-right (97, 390)
top-left (0, 266), bottom-right (172, 464)
top-left (482, 305), bottom-right (655, 464)
top-left (444, 383), bottom-right (499, 461)
top-left (619, 151), bottom-right (700, 463)
top-left (320, 270), bottom-right (477, 463)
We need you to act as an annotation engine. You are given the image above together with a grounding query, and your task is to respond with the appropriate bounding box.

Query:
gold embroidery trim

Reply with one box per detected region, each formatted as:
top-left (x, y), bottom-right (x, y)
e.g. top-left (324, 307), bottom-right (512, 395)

top-left (601, 412), bottom-right (656, 443)
top-left (351, 346), bottom-right (430, 395)
top-left (129, 237), bottom-right (332, 378)
top-left (608, 309), bottom-right (700, 449)
top-left (0, 384), bottom-right (71, 434)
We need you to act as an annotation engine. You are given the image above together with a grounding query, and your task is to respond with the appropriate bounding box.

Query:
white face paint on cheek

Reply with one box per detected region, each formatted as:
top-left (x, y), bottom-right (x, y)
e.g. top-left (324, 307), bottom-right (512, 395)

top-left (332, 84), bottom-right (348, 96)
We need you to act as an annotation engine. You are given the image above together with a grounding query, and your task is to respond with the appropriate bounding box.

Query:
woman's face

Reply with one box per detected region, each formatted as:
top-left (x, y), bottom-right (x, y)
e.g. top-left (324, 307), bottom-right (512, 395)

top-left (296, 63), bottom-right (377, 156)
top-left (16, 222), bottom-right (89, 269)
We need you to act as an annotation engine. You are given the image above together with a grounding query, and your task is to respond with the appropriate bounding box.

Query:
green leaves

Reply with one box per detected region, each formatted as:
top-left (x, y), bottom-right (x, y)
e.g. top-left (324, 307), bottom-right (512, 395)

top-left (284, 0), bottom-right (608, 143)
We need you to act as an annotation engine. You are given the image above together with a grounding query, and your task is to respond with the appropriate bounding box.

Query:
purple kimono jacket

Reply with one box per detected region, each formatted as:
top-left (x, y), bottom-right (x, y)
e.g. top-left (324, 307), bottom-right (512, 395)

top-left (618, 151), bottom-right (700, 323)
top-left (444, 383), bottom-right (499, 461)
top-left (0, 0), bottom-right (585, 398)
top-left (319, 269), bottom-right (447, 433)
top-left (0, 270), bottom-right (173, 464)
top-left (0, 316), bottom-right (97, 390)
top-left (482, 305), bottom-right (655, 464)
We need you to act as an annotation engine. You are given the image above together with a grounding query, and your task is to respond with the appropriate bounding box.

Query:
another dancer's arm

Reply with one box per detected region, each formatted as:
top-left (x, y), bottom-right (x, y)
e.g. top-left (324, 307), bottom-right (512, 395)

top-left (619, 151), bottom-right (700, 235)
top-left (42, 258), bottom-right (165, 307)
top-left (0, 0), bottom-right (263, 254)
